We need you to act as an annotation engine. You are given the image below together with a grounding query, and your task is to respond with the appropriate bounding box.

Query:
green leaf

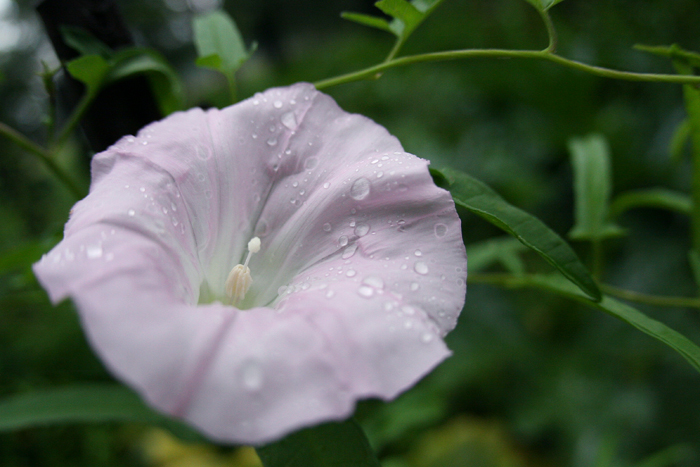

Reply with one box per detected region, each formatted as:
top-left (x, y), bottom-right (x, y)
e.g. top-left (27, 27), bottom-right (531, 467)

top-left (256, 419), bottom-right (381, 467)
top-left (340, 12), bottom-right (393, 33)
top-left (108, 48), bottom-right (184, 115)
top-left (635, 43), bottom-right (700, 69)
top-left (0, 384), bottom-right (161, 431)
top-left (688, 249), bottom-right (700, 290)
top-left (0, 384), bottom-right (203, 441)
top-left (60, 26), bottom-right (113, 58)
top-left (432, 167), bottom-right (601, 301)
top-left (466, 237), bottom-right (528, 275)
top-left (193, 11), bottom-right (251, 78)
top-left (610, 188), bottom-right (691, 218)
top-left (525, 274), bottom-right (700, 373)
top-left (375, 0), bottom-right (423, 37)
top-left (344, 0), bottom-right (446, 44)
top-left (65, 54), bottom-right (110, 93)
top-left (521, 0), bottom-right (567, 12)
top-left (568, 134), bottom-right (625, 241)
top-left (670, 119), bottom-right (691, 164)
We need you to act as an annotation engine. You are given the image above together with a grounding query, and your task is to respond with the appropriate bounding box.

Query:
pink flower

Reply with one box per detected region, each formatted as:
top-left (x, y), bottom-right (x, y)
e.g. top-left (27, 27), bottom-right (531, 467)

top-left (33, 83), bottom-right (467, 444)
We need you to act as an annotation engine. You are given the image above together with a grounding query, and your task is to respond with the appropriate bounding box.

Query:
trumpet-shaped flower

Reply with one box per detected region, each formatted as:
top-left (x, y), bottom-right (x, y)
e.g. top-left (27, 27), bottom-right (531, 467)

top-left (33, 83), bottom-right (467, 444)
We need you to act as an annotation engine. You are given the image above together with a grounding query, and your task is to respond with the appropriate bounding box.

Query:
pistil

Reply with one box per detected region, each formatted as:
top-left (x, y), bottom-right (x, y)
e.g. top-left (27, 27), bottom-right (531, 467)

top-left (225, 237), bottom-right (261, 305)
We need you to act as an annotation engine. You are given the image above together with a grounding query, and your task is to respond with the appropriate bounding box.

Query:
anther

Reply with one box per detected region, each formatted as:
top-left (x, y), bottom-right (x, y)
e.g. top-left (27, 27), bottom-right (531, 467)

top-left (225, 237), bottom-right (261, 305)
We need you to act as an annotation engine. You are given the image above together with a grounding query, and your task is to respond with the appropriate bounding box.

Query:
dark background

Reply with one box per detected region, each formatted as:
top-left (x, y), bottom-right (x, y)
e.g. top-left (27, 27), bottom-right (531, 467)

top-left (1, 0), bottom-right (699, 465)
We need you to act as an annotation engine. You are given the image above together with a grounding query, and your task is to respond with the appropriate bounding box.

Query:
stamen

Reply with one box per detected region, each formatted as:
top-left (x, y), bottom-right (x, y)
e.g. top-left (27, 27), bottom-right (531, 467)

top-left (225, 237), bottom-right (261, 305)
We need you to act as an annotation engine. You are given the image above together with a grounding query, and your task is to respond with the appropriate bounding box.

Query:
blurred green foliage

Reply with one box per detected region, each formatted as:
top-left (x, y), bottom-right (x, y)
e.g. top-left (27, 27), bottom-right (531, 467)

top-left (1, 0), bottom-right (700, 465)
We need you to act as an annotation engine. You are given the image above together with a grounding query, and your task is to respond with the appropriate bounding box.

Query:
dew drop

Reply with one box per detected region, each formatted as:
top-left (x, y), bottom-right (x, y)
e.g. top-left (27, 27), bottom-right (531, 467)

top-left (266, 137), bottom-right (277, 146)
top-left (410, 282), bottom-right (420, 291)
top-left (354, 222), bottom-right (370, 237)
top-left (402, 305), bottom-right (416, 315)
top-left (338, 235), bottom-right (349, 247)
top-left (273, 100), bottom-right (283, 108)
top-left (358, 286), bottom-right (374, 298)
top-left (127, 209), bottom-right (135, 216)
top-left (304, 157), bottom-right (319, 170)
top-left (326, 290), bottom-right (335, 299)
top-left (323, 222), bottom-right (332, 232)
top-left (414, 249), bottom-right (422, 257)
top-left (421, 332), bottom-right (434, 344)
top-left (292, 181), bottom-right (299, 188)
top-left (414, 261), bottom-right (429, 275)
top-left (362, 276), bottom-right (384, 289)
top-left (323, 182), bottom-right (330, 189)
top-left (281, 111), bottom-right (297, 130)
top-left (139, 187), bottom-right (146, 193)
top-left (342, 244), bottom-right (358, 259)
top-left (349, 177), bottom-right (371, 200)
top-left (86, 245), bottom-right (103, 259)
top-left (196, 145), bottom-right (211, 160)
top-left (346, 269), bottom-right (356, 277)
top-left (241, 361), bottom-right (263, 390)
top-left (434, 223), bottom-right (448, 237)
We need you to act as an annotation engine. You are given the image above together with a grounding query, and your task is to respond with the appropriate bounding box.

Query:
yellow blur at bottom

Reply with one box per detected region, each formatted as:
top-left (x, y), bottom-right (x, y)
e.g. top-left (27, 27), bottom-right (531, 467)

top-left (141, 428), bottom-right (262, 467)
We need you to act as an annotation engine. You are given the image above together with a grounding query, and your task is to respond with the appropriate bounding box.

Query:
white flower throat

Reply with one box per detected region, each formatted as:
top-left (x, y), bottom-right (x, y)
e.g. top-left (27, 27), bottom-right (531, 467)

top-left (225, 237), bottom-right (261, 305)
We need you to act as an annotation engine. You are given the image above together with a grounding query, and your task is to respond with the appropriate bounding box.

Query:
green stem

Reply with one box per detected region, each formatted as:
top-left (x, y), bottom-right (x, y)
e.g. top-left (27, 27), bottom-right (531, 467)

top-left (53, 91), bottom-right (96, 150)
top-left (314, 48), bottom-right (700, 89)
top-left (468, 272), bottom-right (700, 309)
top-left (538, 9), bottom-right (558, 53)
top-left (0, 122), bottom-right (85, 200)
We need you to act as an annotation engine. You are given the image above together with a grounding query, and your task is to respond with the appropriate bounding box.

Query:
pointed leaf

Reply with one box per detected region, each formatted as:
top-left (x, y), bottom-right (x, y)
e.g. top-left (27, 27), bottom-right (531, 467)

top-left (340, 12), bottom-right (393, 33)
top-left (375, 0), bottom-right (423, 38)
top-left (610, 188), bottom-right (691, 218)
top-left (522, 0), bottom-right (567, 12)
top-left (65, 54), bottom-right (110, 93)
top-left (524, 274), bottom-right (700, 373)
top-left (60, 26), bottom-right (113, 58)
top-left (466, 237), bottom-right (528, 274)
top-left (432, 167), bottom-right (601, 301)
top-left (193, 11), bottom-right (250, 78)
top-left (256, 419), bottom-right (381, 467)
top-left (568, 134), bottom-right (625, 241)
top-left (670, 119), bottom-right (691, 164)
top-left (108, 48), bottom-right (184, 115)
top-left (0, 384), bottom-right (203, 441)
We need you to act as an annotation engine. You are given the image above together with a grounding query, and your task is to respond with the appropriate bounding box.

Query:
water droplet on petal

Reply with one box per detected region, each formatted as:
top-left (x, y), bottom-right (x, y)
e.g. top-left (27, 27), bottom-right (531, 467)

top-left (349, 177), bottom-right (371, 200)
top-left (434, 223), bottom-right (448, 237)
top-left (342, 244), bottom-right (358, 259)
top-left (241, 361), bottom-right (263, 391)
top-left (402, 305), bottom-right (415, 315)
top-left (128, 209), bottom-right (135, 216)
top-left (323, 182), bottom-right (330, 189)
top-left (358, 286), bottom-right (374, 298)
top-left (323, 222), bottom-right (332, 232)
top-left (338, 235), bottom-right (348, 247)
top-left (354, 222), bottom-right (370, 237)
top-left (273, 100), bottom-right (283, 108)
top-left (410, 282), bottom-right (420, 291)
top-left (421, 332), bottom-right (434, 343)
top-left (86, 245), bottom-right (103, 259)
top-left (266, 137), bottom-right (277, 146)
top-left (414, 261), bottom-right (429, 275)
top-left (325, 290), bottom-right (335, 298)
top-left (362, 276), bottom-right (384, 289)
top-left (281, 111), bottom-right (297, 130)
top-left (346, 269), bottom-right (356, 277)
top-left (414, 249), bottom-right (422, 256)
top-left (304, 157), bottom-right (319, 170)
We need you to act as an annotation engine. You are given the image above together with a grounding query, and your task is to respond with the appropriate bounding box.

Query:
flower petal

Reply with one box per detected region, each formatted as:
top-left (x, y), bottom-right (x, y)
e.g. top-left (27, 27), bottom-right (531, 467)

top-left (33, 83), bottom-right (466, 444)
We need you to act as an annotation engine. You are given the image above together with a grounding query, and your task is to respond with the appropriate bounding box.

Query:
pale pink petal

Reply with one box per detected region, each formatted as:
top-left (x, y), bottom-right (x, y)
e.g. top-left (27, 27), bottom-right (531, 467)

top-left (33, 83), bottom-right (466, 444)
